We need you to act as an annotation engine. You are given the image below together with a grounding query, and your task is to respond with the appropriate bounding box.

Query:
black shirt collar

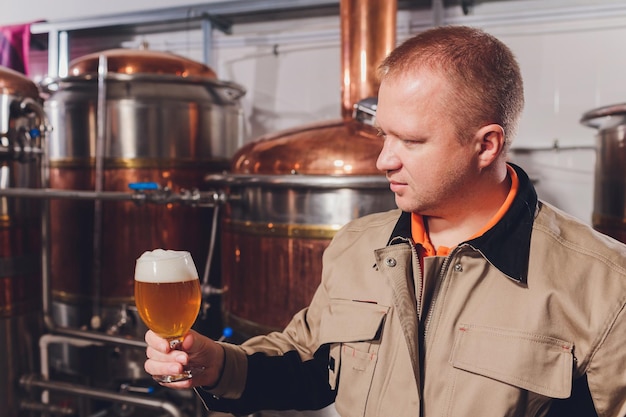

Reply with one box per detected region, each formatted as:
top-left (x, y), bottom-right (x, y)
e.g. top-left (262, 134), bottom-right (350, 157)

top-left (388, 163), bottom-right (537, 284)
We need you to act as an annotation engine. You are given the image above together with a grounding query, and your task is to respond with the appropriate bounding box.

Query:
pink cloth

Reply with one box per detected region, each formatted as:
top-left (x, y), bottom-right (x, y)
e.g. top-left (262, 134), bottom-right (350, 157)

top-left (0, 23), bottom-right (31, 75)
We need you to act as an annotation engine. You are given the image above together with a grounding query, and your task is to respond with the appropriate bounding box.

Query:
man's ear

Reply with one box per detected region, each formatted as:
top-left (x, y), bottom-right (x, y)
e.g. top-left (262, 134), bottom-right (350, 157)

top-left (476, 124), bottom-right (505, 168)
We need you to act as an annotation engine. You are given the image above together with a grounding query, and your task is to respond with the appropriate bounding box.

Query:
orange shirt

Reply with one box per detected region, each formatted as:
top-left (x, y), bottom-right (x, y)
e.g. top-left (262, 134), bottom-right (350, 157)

top-left (411, 165), bottom-right (519, 258)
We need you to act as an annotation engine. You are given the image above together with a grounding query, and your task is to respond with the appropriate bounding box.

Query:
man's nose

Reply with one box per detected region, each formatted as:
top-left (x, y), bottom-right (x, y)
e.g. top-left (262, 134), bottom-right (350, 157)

top-left (376, 139), bottom-right (400, 172)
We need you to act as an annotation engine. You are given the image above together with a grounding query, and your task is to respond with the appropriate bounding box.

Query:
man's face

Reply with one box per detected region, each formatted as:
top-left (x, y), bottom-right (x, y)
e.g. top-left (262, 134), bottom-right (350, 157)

top-left (375, 69), bottom-right (482, 217)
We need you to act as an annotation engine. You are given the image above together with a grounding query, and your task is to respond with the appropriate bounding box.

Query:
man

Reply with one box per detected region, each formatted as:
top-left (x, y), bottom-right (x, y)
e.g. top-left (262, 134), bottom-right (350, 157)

top-left (144, 25), bottom-right (626, 416)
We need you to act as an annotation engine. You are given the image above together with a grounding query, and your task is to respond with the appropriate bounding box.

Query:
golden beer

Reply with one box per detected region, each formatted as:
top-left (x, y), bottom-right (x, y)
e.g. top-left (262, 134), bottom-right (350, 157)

top-left (135, 278), bottom-right (201, 340)
top-left (134, 249), bottom-right (202, 382)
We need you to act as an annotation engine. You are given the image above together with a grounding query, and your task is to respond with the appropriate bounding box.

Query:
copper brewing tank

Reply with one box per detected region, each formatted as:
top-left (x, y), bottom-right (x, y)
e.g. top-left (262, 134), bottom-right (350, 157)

top-left (581, 104), bottom-right (626, 244)
top-left (0, 65), bottom-right (46, 417)
top-left (42, 49), bottom-right (245, 378)
top-left (210, 0), bottom-right (397, 337)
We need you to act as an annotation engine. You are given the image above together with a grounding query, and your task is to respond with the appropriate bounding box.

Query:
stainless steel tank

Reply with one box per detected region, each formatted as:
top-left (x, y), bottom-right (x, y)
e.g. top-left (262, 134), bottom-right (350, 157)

top-left (580, 104), bottom-right (626, 244)
top-left (211, 119), bottom-right (394, 337)
top-left (41, 49), bottom-right (246, 382)
top-left (0, 65), bottom-right (47, 417)
top-left (209, 0), bottom-right (397, 341)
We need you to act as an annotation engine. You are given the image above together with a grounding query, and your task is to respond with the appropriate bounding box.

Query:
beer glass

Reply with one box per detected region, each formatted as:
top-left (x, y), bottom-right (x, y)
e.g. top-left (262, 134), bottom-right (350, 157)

top-left (134, 249), bottom-right (202, 383)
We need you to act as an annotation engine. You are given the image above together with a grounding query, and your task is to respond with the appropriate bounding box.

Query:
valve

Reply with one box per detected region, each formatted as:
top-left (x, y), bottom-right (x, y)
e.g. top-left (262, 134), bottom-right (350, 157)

top-left (128, 182), bottom-right (160, 191)
top-left (217, 327), bottom-right (233, 342)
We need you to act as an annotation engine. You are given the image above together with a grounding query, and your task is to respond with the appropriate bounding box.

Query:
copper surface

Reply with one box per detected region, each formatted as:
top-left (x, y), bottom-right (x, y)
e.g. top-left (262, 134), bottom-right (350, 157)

top-left (221, 227), bottom-right (329, 334)
top-left (593, 215), bottom-right (626, 245)
top-left (49, 164), bottom-right (224, 304)
top-left (225, 219), bottom-right (341, 240)
top-left (232, 119), bottom-right (382, 175)
top-left (0, 66), bottom-right (39, 98)
top-left (340, 0), bottom-right (396, 120)
top-left (0, 222), bottom-right (41, 318)
top-left (68, 48), bottom-right (217, 79)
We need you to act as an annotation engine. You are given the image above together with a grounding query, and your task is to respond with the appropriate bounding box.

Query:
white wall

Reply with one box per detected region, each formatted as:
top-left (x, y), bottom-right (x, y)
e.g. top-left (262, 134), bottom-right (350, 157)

top-left (447, 0), bottom-right (626, 224)
top-left (1, 0), bottom-right (231, 26)
top-left (6, 0), bottom-right (626, 225)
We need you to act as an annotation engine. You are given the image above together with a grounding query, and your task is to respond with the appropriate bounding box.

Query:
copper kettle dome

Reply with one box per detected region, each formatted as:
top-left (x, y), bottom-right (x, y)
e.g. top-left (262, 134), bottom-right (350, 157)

top-left (68, 48), bottom-right (218, 79)
top-left (232, 119), bottom-right (381, 175)
top-left (0, 66), bottom-right (39, 98)
top-left (231, 0), bottom-right (396, 176)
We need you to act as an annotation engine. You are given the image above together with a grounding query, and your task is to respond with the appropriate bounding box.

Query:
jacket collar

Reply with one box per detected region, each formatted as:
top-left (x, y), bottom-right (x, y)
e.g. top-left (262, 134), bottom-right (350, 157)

top-left (388, 163), bottom-right (538, 284)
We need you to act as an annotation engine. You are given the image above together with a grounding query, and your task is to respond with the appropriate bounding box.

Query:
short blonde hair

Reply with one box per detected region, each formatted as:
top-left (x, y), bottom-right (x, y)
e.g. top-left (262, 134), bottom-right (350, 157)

top-left (378, 25), bottom-right (524, 147)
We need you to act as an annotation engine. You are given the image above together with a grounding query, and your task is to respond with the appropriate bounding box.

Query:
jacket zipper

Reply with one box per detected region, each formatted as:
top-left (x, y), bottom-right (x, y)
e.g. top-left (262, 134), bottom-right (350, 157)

top-left (410, 240), bottom-right (425, 320)
top-left (423, 247), bottom-right (458, 343)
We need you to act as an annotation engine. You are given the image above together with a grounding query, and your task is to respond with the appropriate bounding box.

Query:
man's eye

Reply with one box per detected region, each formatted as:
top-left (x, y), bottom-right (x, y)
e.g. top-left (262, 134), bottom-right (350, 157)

top-left (402, 138), bottom-right (421, 145)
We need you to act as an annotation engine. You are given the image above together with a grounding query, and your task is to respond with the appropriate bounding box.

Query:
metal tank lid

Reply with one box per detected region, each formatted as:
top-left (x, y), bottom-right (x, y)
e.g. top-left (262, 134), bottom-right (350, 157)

top-left (580, 103), bottom-right (626, 131)
top-left (68, 48), bottom-right (217, 79)
top-left (0, 66), bottom-right (40, 98)
top-left (231, 118), bottom-right (383, 176)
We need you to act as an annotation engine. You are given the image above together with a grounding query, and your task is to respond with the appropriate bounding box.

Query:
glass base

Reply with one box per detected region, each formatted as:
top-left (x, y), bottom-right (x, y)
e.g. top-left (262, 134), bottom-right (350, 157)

top-left (152, 369), bottom-right (193, 383)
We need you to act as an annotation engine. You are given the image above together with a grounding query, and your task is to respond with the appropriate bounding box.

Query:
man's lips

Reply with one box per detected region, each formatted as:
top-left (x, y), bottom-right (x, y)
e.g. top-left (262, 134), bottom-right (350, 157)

top-left (388, 180), bottom-right (406, 193)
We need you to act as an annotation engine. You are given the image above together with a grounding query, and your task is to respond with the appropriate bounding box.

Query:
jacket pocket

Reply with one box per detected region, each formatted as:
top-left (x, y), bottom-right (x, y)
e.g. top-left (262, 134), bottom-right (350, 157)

top-left (450, 324), bottom-right (574, 398)
top-left (319, 299), bottom-right (389, 417)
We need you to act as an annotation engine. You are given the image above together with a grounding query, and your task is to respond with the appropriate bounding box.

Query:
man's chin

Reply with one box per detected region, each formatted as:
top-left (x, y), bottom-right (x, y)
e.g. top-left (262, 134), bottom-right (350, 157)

top-left (394, 198), bottom-right (413, 213)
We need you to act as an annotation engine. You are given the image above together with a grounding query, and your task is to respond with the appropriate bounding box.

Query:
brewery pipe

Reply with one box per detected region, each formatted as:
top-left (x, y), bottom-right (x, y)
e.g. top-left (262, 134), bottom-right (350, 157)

top-left (0, 97), bottom-right (49, 162)
top-left (19, 374), bottom-right (183, 417)
top-left (0, 186), bottom-right (229, 204)
top-left (19, 400), bottom-right (74, 415)
top-left (91, 54), bottom-right (108, 328)
top-left (38, 334), bottom-right (104, 406)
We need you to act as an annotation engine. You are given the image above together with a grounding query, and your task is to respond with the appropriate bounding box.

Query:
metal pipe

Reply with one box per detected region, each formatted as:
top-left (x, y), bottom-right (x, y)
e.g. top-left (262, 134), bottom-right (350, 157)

top-left (0, 146), bottom-right (44, 156)
top-left (47, 29), bottom-right (59, 78)
top-left (39, 334), bottom-right (105, 405)
top-left (20, 374), bottom-right (184, 417)
top-left (509, 143), bottom-right (596, 153)
top-left (91, 54), bottom-right (109, 329)
top-left (58, 31), bottom-right (69, 78)
top-left (0, 187), bottom-right (225, 205)
top-left (20, 400), bottom-right (75, 415)
top-left (0, 188), bottom-right (144, 200)
top-left (202, 203), bottom-right (220, 291)
top-left (201, 17), bottom-right (213, 67)
top-left (340, 0), bottom-right (396, 120)
top-left (43, 325), bottom-right (146, 349)
top-left (0, 97), bottom-right (52, 162)
top-left (205, 173), bottom-right (391, 189)
top-left (433, 0), bottom-right (444, 26)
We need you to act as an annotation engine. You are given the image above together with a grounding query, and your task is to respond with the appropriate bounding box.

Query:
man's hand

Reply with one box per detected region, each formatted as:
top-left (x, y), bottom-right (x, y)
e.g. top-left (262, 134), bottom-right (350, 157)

top-left (144, 329), bottom-right (225, 389)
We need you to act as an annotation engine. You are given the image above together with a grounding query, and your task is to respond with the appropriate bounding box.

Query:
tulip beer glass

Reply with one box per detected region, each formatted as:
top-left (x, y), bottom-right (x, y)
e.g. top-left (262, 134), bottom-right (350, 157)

top-left (134, 249), bottom-right (202, 383)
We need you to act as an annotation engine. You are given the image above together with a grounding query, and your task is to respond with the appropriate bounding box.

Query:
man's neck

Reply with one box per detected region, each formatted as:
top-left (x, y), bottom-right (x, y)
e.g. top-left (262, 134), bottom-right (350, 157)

top-left (425, 167), bottom-right (513, 249)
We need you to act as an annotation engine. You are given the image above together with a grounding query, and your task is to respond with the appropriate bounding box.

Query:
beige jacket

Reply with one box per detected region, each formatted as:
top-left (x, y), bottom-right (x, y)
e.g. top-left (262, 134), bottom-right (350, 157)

top-left (203, 165), bottom-right (626, 417)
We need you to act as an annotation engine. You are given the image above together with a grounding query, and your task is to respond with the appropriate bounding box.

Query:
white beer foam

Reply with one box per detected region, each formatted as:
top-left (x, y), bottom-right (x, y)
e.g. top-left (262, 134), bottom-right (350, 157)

top-left (134, 249), bottom-right (199, 283)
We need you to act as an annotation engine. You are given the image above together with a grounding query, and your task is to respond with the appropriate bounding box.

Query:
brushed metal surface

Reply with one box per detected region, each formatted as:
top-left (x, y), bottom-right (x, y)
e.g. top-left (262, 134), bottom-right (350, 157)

top-left (0, 311), bottom-right (42, 416)
top-left (581, 104), bottom-right (626, 244)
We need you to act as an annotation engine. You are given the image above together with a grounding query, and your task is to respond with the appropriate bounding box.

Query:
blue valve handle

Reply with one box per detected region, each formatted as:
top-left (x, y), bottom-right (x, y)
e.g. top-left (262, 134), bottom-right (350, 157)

top-left (128, 182), bottom-right (159, 191)
top-left (217, 327), bottom-right (233, 342)
top-left (222, 327), bottom-right (233, 338)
